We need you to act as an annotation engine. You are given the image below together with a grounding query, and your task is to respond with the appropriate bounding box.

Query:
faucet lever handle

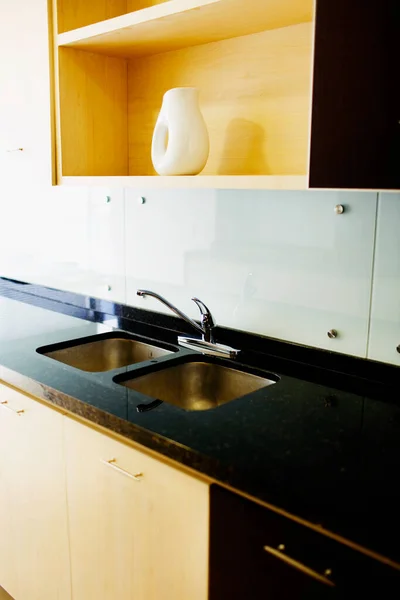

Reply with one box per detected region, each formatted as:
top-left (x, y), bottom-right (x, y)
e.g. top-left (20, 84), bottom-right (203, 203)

top-left (191, 297), bottom-right (216, 329)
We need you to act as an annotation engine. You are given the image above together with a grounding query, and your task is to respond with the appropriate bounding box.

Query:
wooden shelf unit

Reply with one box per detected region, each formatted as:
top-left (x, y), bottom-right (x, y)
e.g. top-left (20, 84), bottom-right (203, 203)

top-left (53, 0), bottom-right (399, 190)
top-left (57, 0), bottom-right (313, 58)
top-left (53, 0), bottom-right (315, 186)
top-left (60, 175), bottom-right (309, 189)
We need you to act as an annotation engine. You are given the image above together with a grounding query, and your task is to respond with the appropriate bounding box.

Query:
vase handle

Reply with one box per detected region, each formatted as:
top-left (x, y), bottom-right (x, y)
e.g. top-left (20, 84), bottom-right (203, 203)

top-left (151, 117), bottom-right (169, 173)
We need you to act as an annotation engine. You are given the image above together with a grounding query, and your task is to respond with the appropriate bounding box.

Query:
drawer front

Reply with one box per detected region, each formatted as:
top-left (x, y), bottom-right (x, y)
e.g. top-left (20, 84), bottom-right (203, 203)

top-left (209, 485), bottom-right (400, 599)
top-left (65, 415), bottom-right (203, 491)
top-left (0, 382), bottom-right (53, 417)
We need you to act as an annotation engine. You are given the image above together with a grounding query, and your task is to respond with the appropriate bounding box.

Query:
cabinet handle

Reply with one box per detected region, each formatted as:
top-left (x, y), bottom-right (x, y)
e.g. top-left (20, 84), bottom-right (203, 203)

top-left (263, 545), bottom-right (335, 587)
top-left (100, 458), bottom-right (143, 481)
top-left (0, 401), bottom-right (24, 415)
top-left (6, 148), bottom-right (24, 152)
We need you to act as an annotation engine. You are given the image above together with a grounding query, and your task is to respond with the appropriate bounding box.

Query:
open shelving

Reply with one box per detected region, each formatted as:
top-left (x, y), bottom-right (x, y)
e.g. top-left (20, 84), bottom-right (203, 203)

top-left (60, 175), bottom-right (309, 190)
top-left (57, 0), bottom-right (313, 58)
top-left (51, 0), bottom-right (400, 191)
top-left (52, 0), bottom-right (315, 188)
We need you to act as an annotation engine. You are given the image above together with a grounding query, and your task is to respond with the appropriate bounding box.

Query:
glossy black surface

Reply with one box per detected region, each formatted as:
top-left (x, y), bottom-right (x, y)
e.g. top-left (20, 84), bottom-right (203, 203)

top-left (0, 277), bottom-right (399, 563)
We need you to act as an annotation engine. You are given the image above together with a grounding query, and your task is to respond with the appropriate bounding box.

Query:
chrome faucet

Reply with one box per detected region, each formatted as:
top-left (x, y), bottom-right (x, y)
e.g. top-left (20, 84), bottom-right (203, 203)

top-left (136, 289), bottom-right (240, 359)
top-left (137, 289), bottom-right (216, 342)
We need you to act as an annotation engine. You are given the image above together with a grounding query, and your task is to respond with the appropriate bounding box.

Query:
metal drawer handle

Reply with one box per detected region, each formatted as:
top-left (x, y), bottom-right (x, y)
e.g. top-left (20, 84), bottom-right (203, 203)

top-left (0, 401), bottom-right (24, 415)
top-left (263, 545), bottom-right (335, 587)
top-left (100, 458), bottom-right (143, 481)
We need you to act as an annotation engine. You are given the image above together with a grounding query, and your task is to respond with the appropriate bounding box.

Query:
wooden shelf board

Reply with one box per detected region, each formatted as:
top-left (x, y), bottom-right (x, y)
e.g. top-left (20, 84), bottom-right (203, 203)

top-left (60, 175), bottom-right (309, 190)
top-left (57, 0), bottom-right (314, 57)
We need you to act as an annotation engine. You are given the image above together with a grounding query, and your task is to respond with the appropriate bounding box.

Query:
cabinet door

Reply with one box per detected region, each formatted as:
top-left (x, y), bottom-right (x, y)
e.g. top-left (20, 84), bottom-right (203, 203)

top-left (0, 0), bottom-right (53, 187)
top-left (209, 485), bottom-right (400, 599)
top-left (0, 384), bottom-right (71, 600)
top-left (210, 486), bottom-right (335, 600)
top-left (309, 0), bottom-right (400, 189)
top-left (64, 417), bottom-right (209, 600)
top-left (0, 393), bottom-right (15, 598)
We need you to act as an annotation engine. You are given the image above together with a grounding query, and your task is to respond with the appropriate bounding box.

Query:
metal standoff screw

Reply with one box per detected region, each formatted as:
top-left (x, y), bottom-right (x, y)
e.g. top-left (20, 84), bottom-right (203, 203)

top-left (277, 544), bottom-right (285, 551)
top-left (138, 196), bottom-right (146, 205)
top-left (106, 285), bottom-right (112, 292)
top-left (105, 196), bottom-right (111, 203)
top-left (324, 569), bottom-right (333, 577)
top-left (334, 204), bottom-right (345, 215)
top-left (397, 344), bottom-right (400, 354)
top-left (327, 329), bottom-right (338, 339)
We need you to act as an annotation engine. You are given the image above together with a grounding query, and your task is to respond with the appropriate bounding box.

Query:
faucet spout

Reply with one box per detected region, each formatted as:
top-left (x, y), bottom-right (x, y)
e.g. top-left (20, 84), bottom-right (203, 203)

top-left (137, 289), bottom-right (205, 339)
top-left (137, 289), bottom-right (239, 357)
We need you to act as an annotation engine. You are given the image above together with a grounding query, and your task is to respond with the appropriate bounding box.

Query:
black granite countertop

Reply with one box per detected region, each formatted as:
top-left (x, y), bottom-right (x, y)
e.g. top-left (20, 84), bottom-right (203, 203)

top-left (0, 279), bottom-right (399, 565)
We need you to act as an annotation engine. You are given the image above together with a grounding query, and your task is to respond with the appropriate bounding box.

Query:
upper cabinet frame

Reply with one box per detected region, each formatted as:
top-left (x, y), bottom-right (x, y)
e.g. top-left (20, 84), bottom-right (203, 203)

top-left (51, 0), bottom-right (400, 190)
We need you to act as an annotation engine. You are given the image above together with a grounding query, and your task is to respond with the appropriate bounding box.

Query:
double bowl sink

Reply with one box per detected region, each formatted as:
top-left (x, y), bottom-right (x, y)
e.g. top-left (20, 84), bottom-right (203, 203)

top-left (37, 332), bottom-right (277, 412)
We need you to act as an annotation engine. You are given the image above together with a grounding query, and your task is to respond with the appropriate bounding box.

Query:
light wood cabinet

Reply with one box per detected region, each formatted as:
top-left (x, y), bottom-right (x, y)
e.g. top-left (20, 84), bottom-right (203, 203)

top-left (53, 0), bottom-right (313, 189)
top-left (0, 383), bottom-right (71, 600)
top-left (0, 587), bottom-right (13, 600)
top-left (0, 379), bottom-right (209, 600)
top-left (51, 0), bottom-right (400, 190)
top-left (0, 393), bottom-right (16, 598)
top-left (0, 0), bottom-right (54, 186)
top-left (0, 0), bottom-right (397, 190)
top-left (64, 416), bottom-right (209, 600)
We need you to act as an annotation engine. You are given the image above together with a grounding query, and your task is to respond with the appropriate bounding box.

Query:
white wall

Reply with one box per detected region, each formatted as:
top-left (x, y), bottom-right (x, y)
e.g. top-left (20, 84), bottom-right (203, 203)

top-left (0, 186), bottom-right (398, 364)
top-left (0, 186), bottom-right (125, 303)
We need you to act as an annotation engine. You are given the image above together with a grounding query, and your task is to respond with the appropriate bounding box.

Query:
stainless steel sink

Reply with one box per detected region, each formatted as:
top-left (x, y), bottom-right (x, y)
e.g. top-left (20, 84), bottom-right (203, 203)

top-left (38, 335), bottom-right (174, 372)
top-left (119, 361), bottom-right (276, 411)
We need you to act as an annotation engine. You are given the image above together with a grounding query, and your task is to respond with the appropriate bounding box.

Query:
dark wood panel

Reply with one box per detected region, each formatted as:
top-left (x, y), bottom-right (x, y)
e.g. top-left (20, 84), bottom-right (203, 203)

top-left (209, 485), bottom-right (335, 599)
top-left (209, 484), bottom-right (400, 599)
top-left (309, 0), bottom-right (400, 189)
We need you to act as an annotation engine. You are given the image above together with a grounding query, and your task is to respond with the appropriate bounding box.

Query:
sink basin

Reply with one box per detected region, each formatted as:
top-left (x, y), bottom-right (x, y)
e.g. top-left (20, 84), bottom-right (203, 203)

top-left (37, 333), bottom-right (175, 372)
top-left (117, 360), bottom-right (276, 411)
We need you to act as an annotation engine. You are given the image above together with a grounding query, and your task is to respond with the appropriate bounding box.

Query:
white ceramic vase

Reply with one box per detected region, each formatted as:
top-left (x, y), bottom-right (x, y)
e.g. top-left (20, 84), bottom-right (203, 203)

top-left (151, 87), bottom-right (209, 176)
